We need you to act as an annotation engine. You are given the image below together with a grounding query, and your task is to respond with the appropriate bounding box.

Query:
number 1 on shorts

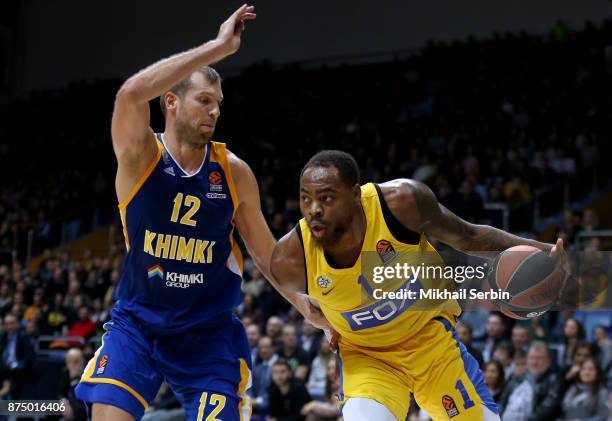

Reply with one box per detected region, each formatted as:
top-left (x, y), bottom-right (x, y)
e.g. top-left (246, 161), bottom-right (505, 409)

top-left (455, 379), bottom-right (475, 409)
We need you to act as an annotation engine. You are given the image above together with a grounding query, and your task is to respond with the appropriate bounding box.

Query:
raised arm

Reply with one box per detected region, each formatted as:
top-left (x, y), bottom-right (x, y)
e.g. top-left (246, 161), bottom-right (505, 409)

top-left (112, 5), bottom-right (256, 201)
top-left (230, 152), bottom-right (331, 330)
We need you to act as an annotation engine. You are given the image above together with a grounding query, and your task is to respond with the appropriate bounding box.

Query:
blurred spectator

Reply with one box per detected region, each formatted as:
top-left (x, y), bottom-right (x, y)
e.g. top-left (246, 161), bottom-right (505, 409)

top-left (246, 323), bottom-right (262, 365)
top-left (251, 336), bottom-right (278, 415)
top-left (581, 209), bottom-right (600, 231)
top-left (455, 321), bottom-right (484, 368)
top-left (562, 341), bottom-right (596, 388)
top-left (90, 297), bottom-right (110, 331)
top-left (306, 337), bottom-right (332, 401)
top-left (459, 308), bottom-right (489, 340)
top-left (511, 350), bottom-right (527, 381)
top-left (301, 357), bottom-right (341, 421)
top-left (560, 318), bottom-right (586, 368)
top-left (593, 325), bottom-right (611, 375)
top-left (58, 348), bottom-right (87, 421)
top-left (482, 312), bottom-right (508, 363)
top-left (24, 288), bottom-right (46, 322)
top-left (67, 306), bottom-right (96, 343)
top-left (560, 358), bottom-right (610, 421)
top-left (278, 325), bottom-right (310, 380)
top-left (300, 320), bottom-right (322, 363)
top-left (502, 177), bottom-right (531, 207)
top-left (240, 293), bottom-right (262, 325)
top-left (0, 313), bottom-right (35, 398)
top-left (268, 359), bottom-right (311, 421)
top-left (45, 293), bottom-right (70, 335)
top-left (266, 316), bottom-right (284, 346)
top-left (492, 342), bottom-right (515, 380)
top-left (484, 360), bottom-right (506, 404)
top-left (456, 180), bottom-right (484, 222)
top-left (511, 325), bottom-right (531, 354)
top-left (501, 341), bottom-right (563, 421)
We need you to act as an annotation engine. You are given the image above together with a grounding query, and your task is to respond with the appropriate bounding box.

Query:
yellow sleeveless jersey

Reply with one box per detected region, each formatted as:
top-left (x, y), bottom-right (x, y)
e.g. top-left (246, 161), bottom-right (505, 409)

top-left (298, 183), bottom-right (461, 348)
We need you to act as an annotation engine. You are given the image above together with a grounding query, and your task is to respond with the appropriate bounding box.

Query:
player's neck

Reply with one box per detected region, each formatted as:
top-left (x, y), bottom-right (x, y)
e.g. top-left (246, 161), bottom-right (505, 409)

top-left (324, 206), bottom-right (366, 268)
top-left (163, 130), bottom-right (207, 175)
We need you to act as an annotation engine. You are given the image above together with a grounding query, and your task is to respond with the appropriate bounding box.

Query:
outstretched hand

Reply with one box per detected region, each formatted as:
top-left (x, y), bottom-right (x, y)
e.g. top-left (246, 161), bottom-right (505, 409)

top-left (216, 4), bottom-right (256, 56)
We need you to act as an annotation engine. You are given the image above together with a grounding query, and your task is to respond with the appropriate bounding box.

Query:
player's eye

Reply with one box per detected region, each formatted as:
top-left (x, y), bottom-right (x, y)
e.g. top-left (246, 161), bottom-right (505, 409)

top-left (322, 195), bottom-right (333, 203)
top-left (199, 97), bottom-right (210, 105)
top-left (300, 195), bottom-right (311, 203)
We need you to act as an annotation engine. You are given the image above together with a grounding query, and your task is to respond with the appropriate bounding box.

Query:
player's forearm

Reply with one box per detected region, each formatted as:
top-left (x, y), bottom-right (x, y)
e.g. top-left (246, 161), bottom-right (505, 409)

top-left (119, 40), bottom-right (229, 103)
top-left (266, 274), bottom-right (306, 309)
top-left (461, 224), bottom-right (552, 256)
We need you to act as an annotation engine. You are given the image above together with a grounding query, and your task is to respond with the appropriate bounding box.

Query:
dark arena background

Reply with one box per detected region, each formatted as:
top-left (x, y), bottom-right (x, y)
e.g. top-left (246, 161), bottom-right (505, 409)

top-left (0, 1), bottom-right (611, 420)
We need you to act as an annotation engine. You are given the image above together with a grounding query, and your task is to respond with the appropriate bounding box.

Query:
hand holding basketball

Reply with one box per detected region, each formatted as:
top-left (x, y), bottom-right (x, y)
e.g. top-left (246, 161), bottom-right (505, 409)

top-left (550, 237), bottom-right (570, 281)
top-left (489, 245), bottom-right (564, 319)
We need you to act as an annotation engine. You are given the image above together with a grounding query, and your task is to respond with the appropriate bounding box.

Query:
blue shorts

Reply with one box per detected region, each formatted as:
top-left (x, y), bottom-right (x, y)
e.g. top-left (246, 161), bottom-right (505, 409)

top-left (75, 309), bottom-right (252, 420)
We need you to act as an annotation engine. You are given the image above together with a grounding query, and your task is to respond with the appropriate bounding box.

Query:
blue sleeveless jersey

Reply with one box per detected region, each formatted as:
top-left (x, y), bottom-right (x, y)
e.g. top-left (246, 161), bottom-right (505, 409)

top-left (115, 133), bottom-right (243, 335)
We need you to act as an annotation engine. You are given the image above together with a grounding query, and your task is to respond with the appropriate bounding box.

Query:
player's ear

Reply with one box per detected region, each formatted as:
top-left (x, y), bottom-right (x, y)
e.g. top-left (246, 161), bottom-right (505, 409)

top-left (352, 184), bottom-right (361, 203)
top-left (165, 92), bottom-right (179, 115)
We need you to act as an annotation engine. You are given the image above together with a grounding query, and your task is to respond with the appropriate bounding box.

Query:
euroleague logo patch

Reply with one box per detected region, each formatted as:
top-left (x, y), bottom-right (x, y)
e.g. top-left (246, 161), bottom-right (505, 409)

top-left (208, 171), bottom-right (224, 192)
top-left (208, 171), bottom-right (223, 185)
top-left (96, 354), bottom-right (109, 375)
top-left (442, 395), bottom-right (459, 418)
top-left (376, 239), bottom-right (397, 264)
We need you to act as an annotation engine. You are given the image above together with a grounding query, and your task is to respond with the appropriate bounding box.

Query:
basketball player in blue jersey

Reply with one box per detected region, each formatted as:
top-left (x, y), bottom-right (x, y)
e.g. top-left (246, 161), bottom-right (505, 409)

top-left (75, 5), bottom-right (328, 421)
top-left (270, 151), bottom-right (569, 421)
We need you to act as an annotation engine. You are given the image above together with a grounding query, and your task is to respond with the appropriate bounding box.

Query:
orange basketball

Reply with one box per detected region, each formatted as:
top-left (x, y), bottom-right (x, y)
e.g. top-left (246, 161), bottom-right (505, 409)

top-left (489, 245), bottom-right (562, 319)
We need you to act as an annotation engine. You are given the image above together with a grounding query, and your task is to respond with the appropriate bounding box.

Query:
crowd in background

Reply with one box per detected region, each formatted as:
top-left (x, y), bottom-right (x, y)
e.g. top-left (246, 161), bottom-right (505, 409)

top-left (3, 19), bottom-right (612, 261)
top-left (0, 17), bottom-right (611, 421)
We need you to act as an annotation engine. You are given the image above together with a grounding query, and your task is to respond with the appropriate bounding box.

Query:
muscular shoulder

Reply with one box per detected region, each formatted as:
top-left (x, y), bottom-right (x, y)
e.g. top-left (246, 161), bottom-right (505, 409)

top-left (271, 229), bottom-right (307, 292)
top-left (226, 148), bottom-right (257, 203)
top-left (226, 148), bottom-right (250, 180)
top-left (377, 178), bottom-right (436, 231)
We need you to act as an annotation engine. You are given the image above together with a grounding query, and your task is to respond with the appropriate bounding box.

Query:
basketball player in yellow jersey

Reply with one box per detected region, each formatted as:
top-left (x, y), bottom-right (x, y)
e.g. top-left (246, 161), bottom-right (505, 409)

top-left (270, 151), bottom-right (567, 421)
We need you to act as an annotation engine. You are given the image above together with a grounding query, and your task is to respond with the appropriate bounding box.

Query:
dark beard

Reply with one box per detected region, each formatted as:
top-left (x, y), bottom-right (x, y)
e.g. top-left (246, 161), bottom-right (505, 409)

top-left (174, 117), bottom-right (212, 148)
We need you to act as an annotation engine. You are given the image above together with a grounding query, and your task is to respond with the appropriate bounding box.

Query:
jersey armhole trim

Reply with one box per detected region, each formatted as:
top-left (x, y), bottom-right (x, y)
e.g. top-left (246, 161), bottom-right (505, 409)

top-left (215, 142), bottom-right (240, 217)
top-left (117, 132), bottom-right (162, 210)
top-left (373, 183), bottom-right (421, 245)
top-left (295, 223), bottom-right (309, 295)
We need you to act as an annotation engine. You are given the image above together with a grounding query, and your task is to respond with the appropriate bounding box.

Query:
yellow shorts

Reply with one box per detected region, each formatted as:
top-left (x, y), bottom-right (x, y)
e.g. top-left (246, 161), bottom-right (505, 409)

top-left (336, 317), bottom-right (499, 420)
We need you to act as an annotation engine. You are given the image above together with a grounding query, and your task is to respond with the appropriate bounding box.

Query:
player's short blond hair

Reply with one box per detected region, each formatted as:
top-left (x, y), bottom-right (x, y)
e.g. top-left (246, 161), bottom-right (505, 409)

top-left (159, 66), bottom-right (221, 117)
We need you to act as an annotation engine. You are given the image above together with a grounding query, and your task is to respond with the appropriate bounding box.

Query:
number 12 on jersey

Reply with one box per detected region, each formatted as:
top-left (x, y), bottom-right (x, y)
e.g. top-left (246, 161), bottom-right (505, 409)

top-left (170, 193), bottom-right (201, 226)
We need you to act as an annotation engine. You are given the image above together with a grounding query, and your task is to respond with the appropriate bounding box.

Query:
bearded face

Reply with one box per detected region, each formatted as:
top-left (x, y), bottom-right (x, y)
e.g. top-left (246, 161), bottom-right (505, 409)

top-left (166, 72), bottom-right (223, 148)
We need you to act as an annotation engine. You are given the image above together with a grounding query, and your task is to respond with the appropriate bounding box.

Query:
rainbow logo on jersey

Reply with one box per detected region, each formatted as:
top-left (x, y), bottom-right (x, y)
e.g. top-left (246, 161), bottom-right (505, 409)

top-left (147, 265), bottom-right (165, 280)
